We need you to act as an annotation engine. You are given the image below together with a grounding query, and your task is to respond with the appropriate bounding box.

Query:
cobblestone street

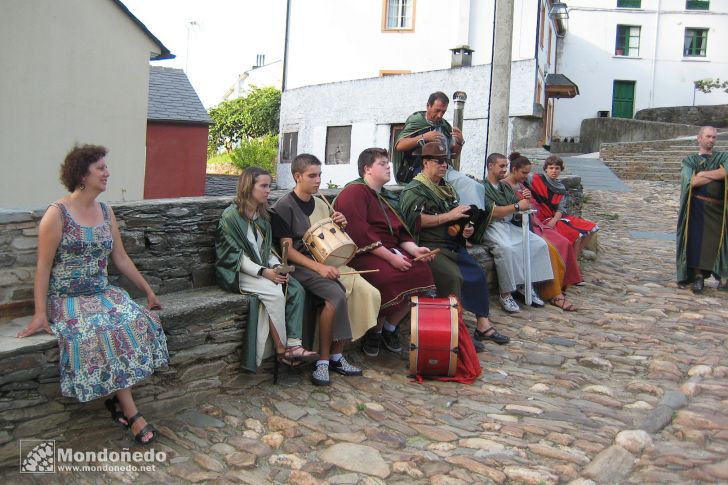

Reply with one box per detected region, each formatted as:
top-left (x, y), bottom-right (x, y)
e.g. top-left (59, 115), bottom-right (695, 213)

top-left (9, 180), bottom-right (728, 484)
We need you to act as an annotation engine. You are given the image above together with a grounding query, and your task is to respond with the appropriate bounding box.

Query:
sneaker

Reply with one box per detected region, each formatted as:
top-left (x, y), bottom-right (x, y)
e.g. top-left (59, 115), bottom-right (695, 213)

top-left (529, 288), bottom-right (545, 307)
top-left (499, 294), bottom-right (520, 313)
top-left (361, 331), bottom-right (381, 357)
top-left (311, 362), bottom-right (331, 386)
top-left (516, 285), bottom-right (544, 307)
top-left (381, 327), bottom-right (402, 353)
top-left (329, 356), bottom-right (363, 376)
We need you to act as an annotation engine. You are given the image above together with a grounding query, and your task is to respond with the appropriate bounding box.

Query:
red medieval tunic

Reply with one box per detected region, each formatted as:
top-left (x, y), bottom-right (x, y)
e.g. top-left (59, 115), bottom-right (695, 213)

top-left (529, 173), bottom-right (599, 245)
top-left (334, 182), bottom-right (436, 319)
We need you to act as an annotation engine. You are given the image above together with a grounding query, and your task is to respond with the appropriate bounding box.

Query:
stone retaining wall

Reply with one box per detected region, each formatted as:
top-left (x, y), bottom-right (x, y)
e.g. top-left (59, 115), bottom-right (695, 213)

top-left (635, 104), bottom-right (728, 128)
top-left (580, 118), bottom-right (700, 154)
top-left (600, 138), bottom-right (697, 161)
top-left (0, 288), bottom-right (249, 466)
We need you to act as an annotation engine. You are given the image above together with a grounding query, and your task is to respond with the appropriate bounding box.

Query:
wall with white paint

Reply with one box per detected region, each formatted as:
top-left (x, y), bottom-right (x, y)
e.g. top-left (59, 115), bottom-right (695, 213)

top-left (278, 60), bottom-right (537, 188)
top-left (554, 0), bottom-right (728, 138)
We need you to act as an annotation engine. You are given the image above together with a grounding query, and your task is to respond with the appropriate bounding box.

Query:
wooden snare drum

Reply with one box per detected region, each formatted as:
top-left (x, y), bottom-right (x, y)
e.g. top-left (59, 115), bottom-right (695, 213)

top-left (409, 296), bottom-right (459, 377)
top-left (303, 218), bottom-right (357, 267)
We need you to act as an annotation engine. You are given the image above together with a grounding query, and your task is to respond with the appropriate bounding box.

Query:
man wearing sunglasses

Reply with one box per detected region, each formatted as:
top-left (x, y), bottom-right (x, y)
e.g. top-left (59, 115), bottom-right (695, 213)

top-left (400, 142), bottom-right (510, 347)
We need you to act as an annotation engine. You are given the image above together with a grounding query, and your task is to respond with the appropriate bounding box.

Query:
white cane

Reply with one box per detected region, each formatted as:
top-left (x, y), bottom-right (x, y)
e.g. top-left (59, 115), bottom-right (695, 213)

top-left (521, 209), bottom-right (532, 306)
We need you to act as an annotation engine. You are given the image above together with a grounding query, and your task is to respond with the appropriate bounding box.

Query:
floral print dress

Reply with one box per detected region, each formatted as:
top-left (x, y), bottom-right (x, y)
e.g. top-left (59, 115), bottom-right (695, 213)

top-left (47, 202), bottom-right (168, 402)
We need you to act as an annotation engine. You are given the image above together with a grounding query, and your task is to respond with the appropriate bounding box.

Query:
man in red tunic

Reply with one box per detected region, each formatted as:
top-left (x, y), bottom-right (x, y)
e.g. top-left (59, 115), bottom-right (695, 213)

top-left (334, 148), bottom-right (438, 357)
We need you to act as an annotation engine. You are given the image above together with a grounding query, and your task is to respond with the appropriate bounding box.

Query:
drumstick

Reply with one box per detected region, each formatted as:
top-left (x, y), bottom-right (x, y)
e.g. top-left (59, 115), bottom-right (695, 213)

top-left (338, 269), bottom-right (380, 276)
top-left (412, 248), bottom-right (441, 262)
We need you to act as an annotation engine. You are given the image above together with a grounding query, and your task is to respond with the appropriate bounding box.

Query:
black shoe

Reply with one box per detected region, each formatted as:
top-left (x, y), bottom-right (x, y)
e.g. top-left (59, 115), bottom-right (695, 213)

top-left (692, 276), bottom-right (705, 294)
top-left (474, 327), bottom-right (510, 345)
top-left (361, 331), bottom-right (381, 357)
top-left (472, 338), bottom-right (486, 353)
top-left (328, 356), bottom-right (363, 376)
top-left (381, 327), bottom-right (402, 353)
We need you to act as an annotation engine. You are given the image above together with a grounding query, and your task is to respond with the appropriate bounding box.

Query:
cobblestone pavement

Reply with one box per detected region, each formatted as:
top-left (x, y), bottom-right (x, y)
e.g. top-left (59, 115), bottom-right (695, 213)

top-left (10, 180), bottom-right (728, 484)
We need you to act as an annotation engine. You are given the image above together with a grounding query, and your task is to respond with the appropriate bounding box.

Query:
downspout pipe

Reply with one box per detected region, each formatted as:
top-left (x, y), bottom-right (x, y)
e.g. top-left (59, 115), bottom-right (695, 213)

top-left (648, 0), bottom-right (661, 107)
top-left (483, 0), bottom-right (499, 178)
top-left (282, 0), bottom-right (292, 92)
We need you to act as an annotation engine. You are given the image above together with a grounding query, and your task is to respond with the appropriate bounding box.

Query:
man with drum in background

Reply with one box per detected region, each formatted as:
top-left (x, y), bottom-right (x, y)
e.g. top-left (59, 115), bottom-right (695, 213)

top-left (271, 154), bottom-right (380, 386)
top-left (393, 91), bottom-right (486, 211)
top-left (334, 148), bottom-right (437, 358)
top-left (400, 141), bottom-right (510, 347)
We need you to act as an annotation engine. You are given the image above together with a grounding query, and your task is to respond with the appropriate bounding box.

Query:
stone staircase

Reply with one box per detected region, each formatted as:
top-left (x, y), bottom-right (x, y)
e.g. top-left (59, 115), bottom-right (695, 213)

top-left (600, 135), bottom-right (728, 182)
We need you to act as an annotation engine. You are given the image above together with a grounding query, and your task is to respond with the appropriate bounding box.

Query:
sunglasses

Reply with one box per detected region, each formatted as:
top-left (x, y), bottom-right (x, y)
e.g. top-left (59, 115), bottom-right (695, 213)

top-left (425, 158), bottom-right (449, 165)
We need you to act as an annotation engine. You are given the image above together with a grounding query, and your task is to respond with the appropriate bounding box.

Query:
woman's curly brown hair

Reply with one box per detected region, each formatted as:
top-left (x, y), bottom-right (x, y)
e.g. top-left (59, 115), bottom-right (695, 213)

top-left (59, 144), bottom-right (108, 192)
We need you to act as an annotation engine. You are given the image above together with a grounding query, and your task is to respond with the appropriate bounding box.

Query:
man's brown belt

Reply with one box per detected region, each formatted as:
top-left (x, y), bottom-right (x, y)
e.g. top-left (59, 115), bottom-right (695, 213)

top-left (693, 194), bottom-right (723, 204)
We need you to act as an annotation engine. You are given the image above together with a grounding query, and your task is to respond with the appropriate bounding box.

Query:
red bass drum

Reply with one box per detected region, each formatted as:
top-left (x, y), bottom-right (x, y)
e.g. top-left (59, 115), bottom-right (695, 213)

top-left (409, 296), bottom-right (459, 377)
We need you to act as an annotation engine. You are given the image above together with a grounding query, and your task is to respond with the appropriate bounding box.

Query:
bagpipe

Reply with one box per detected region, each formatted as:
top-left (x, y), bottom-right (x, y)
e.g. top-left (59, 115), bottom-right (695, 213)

top-left (444, 205), bottom-right (489, 245)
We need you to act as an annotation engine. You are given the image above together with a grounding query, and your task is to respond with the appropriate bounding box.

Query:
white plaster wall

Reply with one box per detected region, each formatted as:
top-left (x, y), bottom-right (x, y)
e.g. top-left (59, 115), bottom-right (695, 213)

top-left (553, 0), bottom-right (728, 138)
top-left (0, 0), bottom-right (161, 209)
top-left (278, 60), bottom-right (536, 188)
top-left (285, 0), bottom-right (541, 89)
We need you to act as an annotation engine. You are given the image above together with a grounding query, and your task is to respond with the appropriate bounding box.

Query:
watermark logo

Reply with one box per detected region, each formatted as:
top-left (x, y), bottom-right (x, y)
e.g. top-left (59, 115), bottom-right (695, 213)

top-left (19, 440), bottom-right (165, 474)
top-left (20, 440), bottom-right (55, 473)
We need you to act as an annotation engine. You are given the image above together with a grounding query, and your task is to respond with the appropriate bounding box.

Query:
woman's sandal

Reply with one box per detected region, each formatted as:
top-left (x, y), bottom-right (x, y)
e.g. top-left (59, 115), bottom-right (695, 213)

top-left (279, 345), bottom-right (319, 366)
top-left (127, 412), bottom-right (158, 445)
top-left (104, 396), bottom-right (128, 428)
top-left (551, 295), bottom-right (577, 312)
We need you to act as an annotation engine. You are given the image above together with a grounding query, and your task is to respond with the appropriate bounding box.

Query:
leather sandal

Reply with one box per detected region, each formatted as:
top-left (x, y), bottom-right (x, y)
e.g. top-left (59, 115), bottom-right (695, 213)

top-left (282, 345), bottom-right (319, 363)
top-left (126, 412), bottom-right (158, 445)
top-left (550, 295), bottom-right (577, 312)
top-left (473, 327), bottom-right (510, 345)
top-left (104, 396), bottom-right (128, 428)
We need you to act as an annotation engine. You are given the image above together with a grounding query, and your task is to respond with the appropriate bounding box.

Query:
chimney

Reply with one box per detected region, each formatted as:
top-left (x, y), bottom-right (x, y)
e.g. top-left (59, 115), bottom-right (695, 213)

top-left (450, 45), bottom-right (474, 68)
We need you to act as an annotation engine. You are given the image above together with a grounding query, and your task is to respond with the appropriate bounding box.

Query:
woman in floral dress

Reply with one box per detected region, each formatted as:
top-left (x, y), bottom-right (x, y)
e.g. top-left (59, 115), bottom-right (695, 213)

top-left (18, 145), bottom-right (168, 445)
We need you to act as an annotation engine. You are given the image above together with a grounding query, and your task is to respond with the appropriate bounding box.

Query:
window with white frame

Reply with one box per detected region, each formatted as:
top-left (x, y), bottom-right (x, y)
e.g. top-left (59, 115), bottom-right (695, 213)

top-left (384, 0), bottom-right (414, 30)
top-left (615, 25), bottom-right (640, 56)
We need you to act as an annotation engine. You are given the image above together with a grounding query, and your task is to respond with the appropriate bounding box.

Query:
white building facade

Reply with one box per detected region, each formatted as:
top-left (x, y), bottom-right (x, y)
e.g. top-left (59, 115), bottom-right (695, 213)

top-left (278, 0), bottom-right (572, 187)
top-left (555, 0), bottom-right (728, 139)
top-left (222, 57), bottom-right (283, 102)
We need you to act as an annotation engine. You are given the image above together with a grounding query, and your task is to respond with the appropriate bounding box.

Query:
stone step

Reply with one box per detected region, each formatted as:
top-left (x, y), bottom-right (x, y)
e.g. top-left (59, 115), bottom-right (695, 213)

top-left (0, 287), bottom-right (249, 361)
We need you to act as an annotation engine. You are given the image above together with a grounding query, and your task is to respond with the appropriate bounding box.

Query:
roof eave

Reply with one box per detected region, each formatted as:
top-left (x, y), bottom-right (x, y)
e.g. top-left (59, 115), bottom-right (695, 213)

top-left (112, 0), bottom-right (175, 61)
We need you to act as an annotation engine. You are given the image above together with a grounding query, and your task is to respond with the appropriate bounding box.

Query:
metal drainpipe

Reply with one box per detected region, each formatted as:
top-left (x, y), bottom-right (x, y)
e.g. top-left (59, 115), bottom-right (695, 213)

top-left (483, 0), bottom-right (499, 178)
top-left (534, 0), bottom-right (542, 111)
top-left (281, 0), bottom-right (292, 93)
top-left (648, 0), bottom-right (661, 107)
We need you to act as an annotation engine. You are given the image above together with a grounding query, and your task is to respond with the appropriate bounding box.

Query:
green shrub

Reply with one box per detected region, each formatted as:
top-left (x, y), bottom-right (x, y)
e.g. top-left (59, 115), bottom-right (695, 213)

top-left (229, 134), bottom-right (278, 176)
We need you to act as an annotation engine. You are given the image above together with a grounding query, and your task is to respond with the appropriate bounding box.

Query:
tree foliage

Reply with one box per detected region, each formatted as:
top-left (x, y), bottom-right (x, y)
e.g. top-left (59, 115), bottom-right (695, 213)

top-left (208, 86), bottom-right (281, 155)
top-left (694, 78), bottom-right (728, 94)
top-left (229, 134), bottom-right (279, 176)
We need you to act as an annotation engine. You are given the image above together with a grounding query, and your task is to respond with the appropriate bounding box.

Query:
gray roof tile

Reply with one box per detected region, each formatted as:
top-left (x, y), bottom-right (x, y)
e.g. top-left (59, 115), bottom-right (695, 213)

top-left (148, 66), bottom-right (211, 124)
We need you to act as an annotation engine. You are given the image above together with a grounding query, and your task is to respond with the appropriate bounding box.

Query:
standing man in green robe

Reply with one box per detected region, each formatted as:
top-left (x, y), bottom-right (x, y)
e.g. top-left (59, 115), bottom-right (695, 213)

top-left (676, 126), bottom-right (728, 293)
top-left (393, 91), bottom-right (486, 210)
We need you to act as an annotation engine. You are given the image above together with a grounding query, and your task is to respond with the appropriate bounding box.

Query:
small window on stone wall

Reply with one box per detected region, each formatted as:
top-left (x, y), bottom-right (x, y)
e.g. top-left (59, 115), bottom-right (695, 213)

top-left (280, 132), bottom-right (298, 164)
top-left (325, 126), bottom-right (352, 165)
